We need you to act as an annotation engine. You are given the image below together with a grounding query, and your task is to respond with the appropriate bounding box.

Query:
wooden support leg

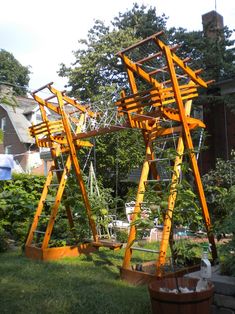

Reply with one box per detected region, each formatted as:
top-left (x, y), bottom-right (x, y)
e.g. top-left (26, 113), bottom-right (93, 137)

top-left (164, 46), bottom-right (217, 261)
top-left (25, 169), bottom-right (54, 247)
top-left (56, 91), bottom-right (98, 243)
top-left (42, 155), bottom-right (73, 249)
top-left (156, 134), bottom-right (184, 271)
top-left (157, 100), bottom-right (193, 271)
top-left (51, 149), bottom-right (75, 231)
top-left (122, 143), bottom-right (152, 269)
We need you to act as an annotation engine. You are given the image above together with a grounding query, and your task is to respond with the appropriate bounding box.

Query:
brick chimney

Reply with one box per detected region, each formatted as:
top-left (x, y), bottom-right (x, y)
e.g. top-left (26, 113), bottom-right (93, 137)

top-left (202, 10), bottom-right (224, 38)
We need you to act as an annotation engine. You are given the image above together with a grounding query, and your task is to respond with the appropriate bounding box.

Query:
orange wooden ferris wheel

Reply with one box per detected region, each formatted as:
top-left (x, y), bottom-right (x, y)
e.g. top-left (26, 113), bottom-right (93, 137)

top-left (25, 32), bottom-right (217, 279)
top-left (114, 31), bottom-right (217, 282)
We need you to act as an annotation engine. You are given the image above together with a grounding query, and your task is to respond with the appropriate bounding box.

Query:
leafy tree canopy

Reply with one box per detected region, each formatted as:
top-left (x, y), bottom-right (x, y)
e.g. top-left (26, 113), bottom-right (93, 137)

top-left (0, 49), bottom-right (30, 96)
top-left (59, 3), bottom-right (168, 100)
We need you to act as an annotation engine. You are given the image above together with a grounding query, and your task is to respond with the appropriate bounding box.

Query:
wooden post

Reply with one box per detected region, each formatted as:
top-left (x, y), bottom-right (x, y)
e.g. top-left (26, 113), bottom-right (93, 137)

top-left (164, 45), bottom-right (217, 261)
top-left (122, 142), bottom-right (152, 269)
top-left (55, 91), bottom-right (98, 242)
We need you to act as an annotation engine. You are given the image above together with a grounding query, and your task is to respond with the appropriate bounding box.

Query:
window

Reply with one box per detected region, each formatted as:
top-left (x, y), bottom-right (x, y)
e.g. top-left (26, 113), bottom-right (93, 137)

top-left (1, 117), bottom-right (6, 131)
top-left (5, 145), bottom-right (12, 154)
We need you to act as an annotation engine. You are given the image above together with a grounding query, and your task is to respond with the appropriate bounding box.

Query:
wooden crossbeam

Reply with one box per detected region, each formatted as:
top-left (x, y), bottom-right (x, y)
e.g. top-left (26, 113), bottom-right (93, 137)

top-left (117, 31), bottom-right (164, 55)
top-left (116, 84), bottom-right (198, 109)
top-left (162, 108), bottom-right (205, 127)
top-left (116, 89), bottom-right (198, 121)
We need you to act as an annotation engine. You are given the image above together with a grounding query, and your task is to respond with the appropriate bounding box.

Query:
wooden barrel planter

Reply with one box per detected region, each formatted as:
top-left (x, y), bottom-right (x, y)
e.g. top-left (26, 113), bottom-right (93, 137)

top-left (148, 277), bottom-right (214, 314)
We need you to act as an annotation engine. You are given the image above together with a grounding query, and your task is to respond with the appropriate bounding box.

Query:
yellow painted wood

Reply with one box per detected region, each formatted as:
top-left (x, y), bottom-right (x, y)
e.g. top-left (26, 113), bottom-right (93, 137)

top-left (156, 99), bottom-right (192, 271)
top-left (122, 143), bottom-right (152, 269)
top-left (55, 90), bottom-right (98, 242)
top-left (49, 84), bottom-right (96, 118)
top-left (28, 84), bottom-right (100, 257)
top-left (25, 168), bottom-right (54, 246)
top-left (163, 45), bottom-right (217, 260)
top-left (120, 54), bottom-right (162, 89)
top-left (33, 94), bottom-right (61, 115)
top-left (42, 154), bottom-right (72, 249)
top-left (126, 63), bottom-right (159, 182)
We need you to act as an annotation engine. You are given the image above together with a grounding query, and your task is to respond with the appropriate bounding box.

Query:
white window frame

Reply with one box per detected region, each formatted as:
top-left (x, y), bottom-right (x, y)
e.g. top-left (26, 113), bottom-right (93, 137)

top-left (5, 145), bottom-right (12, 154)
top-left (1, 117), bottom-right (6, 131)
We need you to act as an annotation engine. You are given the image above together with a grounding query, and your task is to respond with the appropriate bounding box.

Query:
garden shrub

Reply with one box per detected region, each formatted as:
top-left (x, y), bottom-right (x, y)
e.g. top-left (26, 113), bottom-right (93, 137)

top-left (216, 185), bottom-right (235, 276)
top-left (0, 173), bottom-right (45, 247)
top-left (115, 229), bottom-right (129, 243)
top-left (202, 151), bottom-right (235, 228)
top-left (172, 239), bottom-right (201, 266)
top-left (202, 153), bottom-right (235, 276)
top-left (0, 225), bottom-right (9, 252)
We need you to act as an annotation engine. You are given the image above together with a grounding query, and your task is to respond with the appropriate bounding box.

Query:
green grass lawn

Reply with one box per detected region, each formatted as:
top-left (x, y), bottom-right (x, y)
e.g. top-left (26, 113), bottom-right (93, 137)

top-left (0, 247), bottom-right (152, 314)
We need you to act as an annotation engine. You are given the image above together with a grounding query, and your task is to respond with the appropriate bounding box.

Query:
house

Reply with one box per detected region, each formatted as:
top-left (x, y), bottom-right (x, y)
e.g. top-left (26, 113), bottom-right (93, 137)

top-left (199, 11), bottom-right (235, 173)
top-left (0, 83), bottom-right (51, 175)
top-left (200, 78), bottom-right (235, 173)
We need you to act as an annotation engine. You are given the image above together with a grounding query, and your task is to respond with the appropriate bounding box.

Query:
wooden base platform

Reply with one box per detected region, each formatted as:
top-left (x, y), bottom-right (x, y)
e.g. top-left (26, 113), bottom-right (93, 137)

top-left (25, 239), bottom-right (123, 261)
top-left (120, 261), bottom-right (200, 286)
top-left (25, 244), bottom-right (98, 261)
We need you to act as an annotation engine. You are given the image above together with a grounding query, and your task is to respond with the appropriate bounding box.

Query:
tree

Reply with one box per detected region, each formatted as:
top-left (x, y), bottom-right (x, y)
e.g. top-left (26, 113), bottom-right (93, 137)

top-left (202, 151), bottom-right (235, 226)
top-left (0, 49), bottom-right (30, 96)
top-left (112, 3), bottom-right (167, 38)
top-left (59, 4), bottom-right (168, 101)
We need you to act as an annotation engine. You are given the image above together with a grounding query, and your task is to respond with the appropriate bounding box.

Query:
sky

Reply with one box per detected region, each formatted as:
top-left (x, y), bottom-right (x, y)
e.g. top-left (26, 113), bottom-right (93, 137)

top-left (1, 0), bottom-right (235, 92)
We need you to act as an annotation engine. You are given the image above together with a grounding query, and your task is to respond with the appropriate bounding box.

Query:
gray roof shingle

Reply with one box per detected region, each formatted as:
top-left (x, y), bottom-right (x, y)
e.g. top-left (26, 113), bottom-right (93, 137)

top-left (0, 103), bottom-right (34, 144)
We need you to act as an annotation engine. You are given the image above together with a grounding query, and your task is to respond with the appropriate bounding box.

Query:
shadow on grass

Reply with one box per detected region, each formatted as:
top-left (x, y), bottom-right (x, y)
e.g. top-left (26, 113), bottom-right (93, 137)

top-left (0, 249), bottom-right (151, 314)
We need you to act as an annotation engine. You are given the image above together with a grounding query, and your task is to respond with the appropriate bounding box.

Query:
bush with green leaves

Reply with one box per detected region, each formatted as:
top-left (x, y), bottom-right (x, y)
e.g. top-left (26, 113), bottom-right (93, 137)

top-left (0, 225), bottom-right (8, 252)
top-left (115, 229), bottom-right (129, 243)
top-left (128, 150), bottom-right (203, 233)
top-left (216, 185), bottom-right (235, 276)
top-left (0, 173), bottom-right (45, 245)
top-left (171, 239), bottom-right (201, 267)
top-left (202, 151), bottom-right (235, 275)
top-left (202, 150), bottom-right (235, 230)
top-left (219, 237), bottom-right (235, 276)
top-left (62, 171), bottom-right (120, 242)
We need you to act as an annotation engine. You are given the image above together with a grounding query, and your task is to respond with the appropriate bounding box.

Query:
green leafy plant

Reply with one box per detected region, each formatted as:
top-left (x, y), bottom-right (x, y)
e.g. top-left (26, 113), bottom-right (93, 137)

top-left (0, 224), bottom-right (9, 252)
top-left (62, 170), bottom-right (120, 242)
top-left (132, 151), bottom-right (203, 230)
top-left (0, 173), bottom-right (45, 248)
top-left (202, 150), bottom-right (235, 230)
top-left (0, 49), bottom-right (30, 96)
top-left (219, 237), bottom-right (235, 276)
top-left (115, 229), bottom-right (129, 243)
top-left (216, 185), bottom-right (235, 276)
top-left (202, 152), bottom-right (235, 276)
top-left (171, 239), bottom-right (201, 267)
top-left (89, 187), bottom-right (115, 236)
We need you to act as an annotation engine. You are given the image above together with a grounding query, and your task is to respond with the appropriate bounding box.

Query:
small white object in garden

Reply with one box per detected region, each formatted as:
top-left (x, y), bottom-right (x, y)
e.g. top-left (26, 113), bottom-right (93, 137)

top-left (196, 278), bottom-right (209, 292)
top-left (159, 287), bottom-right (194, 294)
